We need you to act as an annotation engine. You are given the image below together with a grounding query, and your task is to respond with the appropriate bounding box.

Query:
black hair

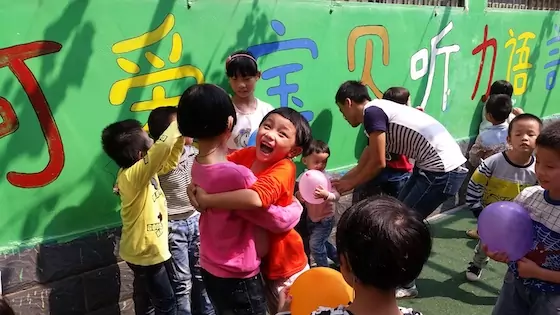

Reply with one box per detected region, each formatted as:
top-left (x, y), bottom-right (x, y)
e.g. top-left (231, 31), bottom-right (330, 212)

top-left (303, 139), bottom-right (330, 157)
top-left (0, 298), bottom-right (14, 315)
top-left (485, 94), bottom-right (512, 122)
top-left (489, 80), bottom-right (513, 98)
top-left (335, 80), bottom-right (372, 105)
top-left (147, 106), bottom-right (178, 140)
top-left (177, 84), bottom-right (237, 139)
top-left (382, 87), bottom-right (410, 105)
top-left (536, 120), bottom-right (560, 152)
top-left (336, 195), bottom-right (432, 291)
top-left (101, 119), bottom-right (152, 169)
top-left (225, 50), bottom-right (259, 78)
top-left (508, 113), bottom-right (543, 136)
top-left (261, 107), bottom-right (313, 152)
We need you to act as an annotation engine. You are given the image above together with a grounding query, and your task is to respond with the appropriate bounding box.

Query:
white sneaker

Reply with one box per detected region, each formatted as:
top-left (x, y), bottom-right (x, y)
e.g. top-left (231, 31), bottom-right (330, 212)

top-left (396, 285), bottom-right (418, 299)
top-left (466, 262), bottom-right (483, 281)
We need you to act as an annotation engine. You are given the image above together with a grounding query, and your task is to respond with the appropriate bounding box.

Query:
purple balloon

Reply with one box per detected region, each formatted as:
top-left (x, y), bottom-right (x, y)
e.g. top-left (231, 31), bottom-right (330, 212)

top-left (478, 201), bottom-right (534, 261)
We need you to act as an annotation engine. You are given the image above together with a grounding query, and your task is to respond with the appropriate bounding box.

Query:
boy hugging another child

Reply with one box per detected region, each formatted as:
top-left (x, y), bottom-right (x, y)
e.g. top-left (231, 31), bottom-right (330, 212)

top-left (487, 120), bottom-right (560, 314)
top-left (189, 104), bottom-right (313, 313)
top-left (465, 114), bottom-right (542, 282)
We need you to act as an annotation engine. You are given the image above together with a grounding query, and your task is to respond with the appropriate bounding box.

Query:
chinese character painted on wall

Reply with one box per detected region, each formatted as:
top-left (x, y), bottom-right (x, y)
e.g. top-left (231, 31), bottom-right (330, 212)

top-left (347, 25), bottom-right (389, 99)
top-left (544, 24), bottom-right (560, 91)
top-left (471, 25), bottom-right (497, 101)
top-left (109, 14), bottom-right (204, 114)
top-left (247, 20), bottom-right (318, 122)
top-left (410, 21), bottom-right (460, 112)
top-left (0, 41), bottom-right (65, 188)
top-left (505, 28), bottom-right (536, 96)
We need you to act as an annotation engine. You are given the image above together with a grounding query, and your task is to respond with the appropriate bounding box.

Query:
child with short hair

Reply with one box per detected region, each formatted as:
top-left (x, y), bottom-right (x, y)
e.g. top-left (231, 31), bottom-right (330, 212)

top-left (176, 84), bottom-right (302, 315)
top-left (147, 106), bottom-right (214, 315)
top-left (191, 107), bottom-right (313, 312)
top-left (487, 120), bottom-right (560, 314)
top-left (225, 50), bottom-right (274, 151)
top-left (479, 80), bottom-right (519, 132)
top-left (468, 94), bottom-right (513, 168)
top-left (352, 87), bottom-right (413, 203)
top-left (102, 117), bottom-right (185, 314)
top-left (276, 196), bottom-right (428, 315)
top-left (465, 114), bottom-right (542, 281)
top-left (297, 140), bottom-right (340, 268)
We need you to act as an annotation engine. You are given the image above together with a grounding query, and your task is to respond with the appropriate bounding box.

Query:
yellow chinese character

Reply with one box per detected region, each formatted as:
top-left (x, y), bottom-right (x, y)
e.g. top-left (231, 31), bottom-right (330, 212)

top-left (347, 26), bottom-right (389, 99)
top-left (505, 29), bottom-right (536, 96)
top-left (109, 14), bottom-right (204, 113)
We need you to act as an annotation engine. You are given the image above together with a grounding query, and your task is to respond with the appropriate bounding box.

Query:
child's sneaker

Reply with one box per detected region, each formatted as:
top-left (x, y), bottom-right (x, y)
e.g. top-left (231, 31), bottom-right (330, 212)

top-left (395, 285), bottom-right (418, 299)
top-left (465, 262), bottom-right (482, 281)
top-left (466, 229), bottom-right (479, 239)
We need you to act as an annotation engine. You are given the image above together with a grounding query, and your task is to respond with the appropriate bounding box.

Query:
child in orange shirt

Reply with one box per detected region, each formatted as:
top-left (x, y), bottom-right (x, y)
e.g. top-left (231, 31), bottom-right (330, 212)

top-left (190, 107), bottom-right (313, 313)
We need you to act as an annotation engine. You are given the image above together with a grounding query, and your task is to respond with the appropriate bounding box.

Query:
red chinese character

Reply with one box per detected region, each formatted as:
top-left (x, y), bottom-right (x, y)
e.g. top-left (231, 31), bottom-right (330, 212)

top-left (0, 41), bottom-right (64, 188)
top-left (471, 25), bottom-right (497, 101)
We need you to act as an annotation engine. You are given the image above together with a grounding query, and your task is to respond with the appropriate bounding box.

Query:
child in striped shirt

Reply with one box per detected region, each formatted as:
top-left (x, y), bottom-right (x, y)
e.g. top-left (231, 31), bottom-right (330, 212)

top-left (465, 114), bottom-right (542, 281)
top-left (147, 106), bottom-right (214, 315)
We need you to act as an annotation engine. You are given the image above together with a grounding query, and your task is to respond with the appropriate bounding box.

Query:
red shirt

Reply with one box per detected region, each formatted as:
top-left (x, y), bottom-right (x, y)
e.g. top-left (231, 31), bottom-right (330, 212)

top-left (386, 153), bottom-right (413, 172)
top-left (228, 147), bottom-right (308, 280)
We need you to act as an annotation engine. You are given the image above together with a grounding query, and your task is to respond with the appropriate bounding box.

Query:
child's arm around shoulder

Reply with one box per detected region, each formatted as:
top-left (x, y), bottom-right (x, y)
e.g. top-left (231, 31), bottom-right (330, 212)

top-left (123, 121), bottom-right (183, 187)
top-left (199, 158), bottom-right (295, 210)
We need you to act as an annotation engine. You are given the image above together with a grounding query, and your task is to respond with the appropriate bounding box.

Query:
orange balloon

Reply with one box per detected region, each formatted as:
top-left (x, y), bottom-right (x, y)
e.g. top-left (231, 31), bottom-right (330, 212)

top-left (290, 267), bottom-right (354, 315)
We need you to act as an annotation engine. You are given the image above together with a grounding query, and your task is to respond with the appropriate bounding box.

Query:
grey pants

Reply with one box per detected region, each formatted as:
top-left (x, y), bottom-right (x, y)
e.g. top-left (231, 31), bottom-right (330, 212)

top-left (472, 240), bottom-right (490, 268)
top-left (493, 271), bottom-right (560, 315)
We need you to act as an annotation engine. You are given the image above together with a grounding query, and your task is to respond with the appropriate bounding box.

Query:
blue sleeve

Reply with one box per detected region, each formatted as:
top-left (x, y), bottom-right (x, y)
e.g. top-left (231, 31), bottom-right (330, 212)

top-left (363, 106), bottom-right (389, 134)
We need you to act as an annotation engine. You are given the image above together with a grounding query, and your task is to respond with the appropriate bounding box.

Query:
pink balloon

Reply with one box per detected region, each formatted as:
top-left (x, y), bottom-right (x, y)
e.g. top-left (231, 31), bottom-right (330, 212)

top-left (299, 170), bottom-right (331, 204)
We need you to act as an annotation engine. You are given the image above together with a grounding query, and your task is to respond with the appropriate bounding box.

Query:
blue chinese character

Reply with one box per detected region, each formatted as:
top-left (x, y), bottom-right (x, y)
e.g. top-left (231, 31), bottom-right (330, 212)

top-left (544, 24), bottom-right (560, 91)
top-left (247, 20), bottom-right (318, 122)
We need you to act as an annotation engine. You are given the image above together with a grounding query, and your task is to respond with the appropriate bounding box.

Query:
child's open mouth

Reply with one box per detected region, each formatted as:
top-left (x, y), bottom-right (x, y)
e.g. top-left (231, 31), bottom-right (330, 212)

top-left (259, 143), bottom-right (274, 154)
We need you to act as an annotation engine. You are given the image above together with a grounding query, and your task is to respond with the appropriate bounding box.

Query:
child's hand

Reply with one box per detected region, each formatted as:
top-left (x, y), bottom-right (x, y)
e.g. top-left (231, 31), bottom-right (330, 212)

top-left (277, 287), bottom-right (292, 313)
top-left (512, 107), bottom-right (524, 116)
top-left (482, 244), bottom-right (509, 263)
top-left (313, 185), bottom-right (330, 200)
top-left (517, 257), bottom-right (542, 279)
top-left (187, 183), bottom-right (202, 212)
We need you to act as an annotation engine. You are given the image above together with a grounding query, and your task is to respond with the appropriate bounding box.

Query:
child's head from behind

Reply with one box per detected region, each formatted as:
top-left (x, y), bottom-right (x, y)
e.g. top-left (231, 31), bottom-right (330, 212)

top-left (102, 119), bottom-right (153, 169)
top-left (0, 297), bottom-right (14, 315)
top-left (507, 113), bottom-right (542, 155)
top-left (336, 196), bottom-right (432, 292)
top-left (335, 80), bottom-right (372, 127)
top-left (226, 50), bottom-right (260, 99)
top-left (302, 140), bottom-right (330, 172)
top-left (488, 80), bottom-right (513, 98)
top-left (535, 120), bottom-right (560, 194)
top-left (148, 106), bottom-right (192, 146)
top-left (177, 84), bottom-right (236, 145)
top-left (485, 94), bottom-right (512, 124)
top-left (256, 107), bottom-right (312, 164)
top-left (382, 87), bottom-right (410, 106)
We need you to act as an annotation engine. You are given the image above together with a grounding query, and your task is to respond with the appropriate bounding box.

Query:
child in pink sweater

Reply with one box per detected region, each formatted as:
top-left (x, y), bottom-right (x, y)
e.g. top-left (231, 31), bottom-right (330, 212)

top-left (176, 83), bottom-right (302, 315)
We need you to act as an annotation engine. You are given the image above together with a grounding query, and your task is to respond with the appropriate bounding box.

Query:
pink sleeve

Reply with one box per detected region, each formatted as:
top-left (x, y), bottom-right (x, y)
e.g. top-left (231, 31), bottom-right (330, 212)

top-left (236, 199), bottom-right (303, 233)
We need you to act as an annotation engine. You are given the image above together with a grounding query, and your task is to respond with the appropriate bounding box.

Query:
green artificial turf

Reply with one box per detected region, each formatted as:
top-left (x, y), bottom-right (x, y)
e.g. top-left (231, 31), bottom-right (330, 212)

top-left (402, 209), bottom-right (507, 314)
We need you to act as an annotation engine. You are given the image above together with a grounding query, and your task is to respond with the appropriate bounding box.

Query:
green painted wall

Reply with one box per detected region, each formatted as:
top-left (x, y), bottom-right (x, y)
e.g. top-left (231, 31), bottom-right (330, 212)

top-left (1, 0), bottom-right (559, 251)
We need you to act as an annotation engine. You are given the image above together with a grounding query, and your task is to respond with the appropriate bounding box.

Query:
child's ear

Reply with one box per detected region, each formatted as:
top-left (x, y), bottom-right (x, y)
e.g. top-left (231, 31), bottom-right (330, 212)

top-left (227, 116), bottom-right (234, 131)
top-left (256, 71), bottom-right (262, 80)
top-left (289, 147), bottom-right (303, 159)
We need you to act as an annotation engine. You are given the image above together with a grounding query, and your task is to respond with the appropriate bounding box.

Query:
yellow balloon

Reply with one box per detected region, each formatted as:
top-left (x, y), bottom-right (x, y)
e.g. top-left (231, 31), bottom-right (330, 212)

top-left (290, 267), bottom-right (354, 315)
